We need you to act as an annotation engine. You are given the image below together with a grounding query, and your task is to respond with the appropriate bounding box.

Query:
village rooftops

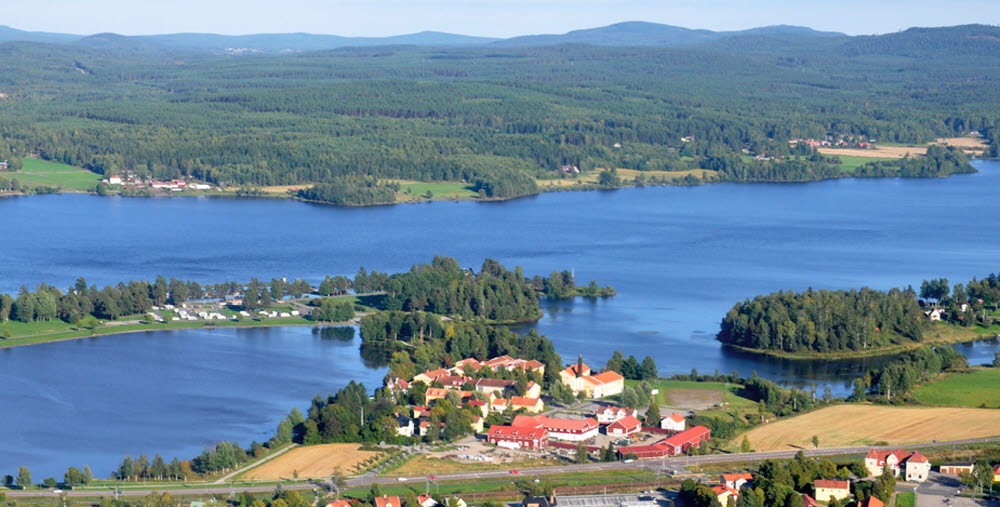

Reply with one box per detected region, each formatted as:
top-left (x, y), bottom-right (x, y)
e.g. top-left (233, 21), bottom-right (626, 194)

top-left (722, 473), bottom-right (754, 483)
top-left (375, 497), bottom-right (402, 507)
top-left (859, 497), bottom-right (884, 507)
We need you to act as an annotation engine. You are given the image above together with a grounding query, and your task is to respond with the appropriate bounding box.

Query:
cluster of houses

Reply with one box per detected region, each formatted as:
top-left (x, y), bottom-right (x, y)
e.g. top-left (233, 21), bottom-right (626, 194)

top-left (148, 303), bottom-right (301, 323)
top-left (100, 174), bottom-right (215, 192)
top-left (326, 494), bottom-right (457, 507)
top-left (704, 449), bottom-right (931, 507)
top-left (796, 137), bottom-right (877, 149)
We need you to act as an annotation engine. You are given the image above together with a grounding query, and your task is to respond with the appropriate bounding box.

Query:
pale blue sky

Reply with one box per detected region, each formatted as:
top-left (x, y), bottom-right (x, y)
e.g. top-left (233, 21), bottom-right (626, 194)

top-left (5, 0), bottom-right (999, 37)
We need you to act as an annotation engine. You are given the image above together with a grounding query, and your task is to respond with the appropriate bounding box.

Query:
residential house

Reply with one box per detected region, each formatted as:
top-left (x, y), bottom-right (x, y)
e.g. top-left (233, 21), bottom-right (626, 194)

top-left (425, 388), bottom-right (472, 404)
top-left (511, 396), bottom-right (544, 413)
top-left (512, 415), bottom-right (599, 442)
top-left (660, 413), bottom-right (686, 431)
top-left (525, 381), bottom-right (542, 398)
top-left (859, 497), bottom-right (884, 507)
top-left (491, 397), bottom-right (509, 413)
top-left (994, 464), bottom-right (1000, 482)
top-left (413, 406), bottom-right (430, 418)
top-left (801, 494), bottom-right (820, 507)
top-left (417, 495), bottom-right (438, 507)
top-left (108, 176), bottom-right (123, 185)
top-left (437, 375), bottom-right (472, 389)
top-left (487, 425), bottom-right (549, 450)
top-left (522, 494), bottom-right (556, 507)
top-left (395, 415), bottom-right (415, 437)
top-left (375, 497), bottom-right (402, 507)
top-left (471, 415), bottom-right (484, 433)
top-left (864, 450), bottom-right (930, 482)
top-left (813, 480), bottom-right (850, 503)
top-left (939, 464), bottom-right (974, 475)
top-left (414, 369), bottom-right (450, 384)
top-left (721, 473), bottom-right (753, 490)
top-left (606, 415), bottom-right (642, 438)
top-left (925, 308), bottom-right (944, 321)
top-left (711, 485), bottom-right (739, 505)
top-left (468, 399), bottom-right (489, 418)
top-left (475, 378), bottom-right (516, 396)
top-left (326, 500), bottom-right (352, 507)
top-left (595, 406), bottom-right (637, 424)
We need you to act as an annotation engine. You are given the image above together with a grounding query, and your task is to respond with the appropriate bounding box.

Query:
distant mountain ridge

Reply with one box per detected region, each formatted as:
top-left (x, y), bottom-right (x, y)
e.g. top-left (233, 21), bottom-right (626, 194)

top-left (0, 21), bottom-right (996, 56)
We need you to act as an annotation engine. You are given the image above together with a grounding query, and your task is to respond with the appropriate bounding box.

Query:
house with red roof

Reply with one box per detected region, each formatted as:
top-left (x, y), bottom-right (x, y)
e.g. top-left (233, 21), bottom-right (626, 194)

top-left (606, 415), bottom-right (642, 438)
top-left (558, 362), bottom-right (624, 398)
top-left (616, 425), bottom-right (711, 458)
top-left (468, 399), bottom-right (488, 417)
top-left (475, 378), bottom-right (516, 396)
top-left (512, 415), bottom-right (599, 441)
top-left (660, 413), bottom-right (686, 431)
top-left (375, 496), bottom-right (402, 507)
top-left (859, 497), bottom-right (884, 507)
top-left (801, 494), bottom-right (820, 507)
top-left (864, 449), bottom-right (930, 482)
top-left (491, 397), bottom-right (509, 412)
top-left (814, 480), bottom-right (850, 503)
top-left (487, 425), bottom-right (549, 449)
top-left (721, 473), bottom-right (753, 490)
top-left (595, 406), bottom-right (637, 424)
top-left (414, 368), bottom-right (451, 384)
top-left (510, 396), bottom-right (544, 413)
top-left (711, 485), bottom-right (739, 504)
top-left (326, 500), bottom-right (353, 507)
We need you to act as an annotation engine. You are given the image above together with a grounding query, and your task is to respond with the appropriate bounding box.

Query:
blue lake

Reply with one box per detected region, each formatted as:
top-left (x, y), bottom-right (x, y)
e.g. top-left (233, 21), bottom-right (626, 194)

top-left (3, 160), bottom-right (1000, 478)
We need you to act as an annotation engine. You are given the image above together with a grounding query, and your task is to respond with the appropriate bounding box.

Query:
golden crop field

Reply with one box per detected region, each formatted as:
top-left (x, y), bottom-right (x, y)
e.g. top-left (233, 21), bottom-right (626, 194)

top-left (243, 444), bottom-right (381, 480)
top-left (735, 405), bottom-right (1000, 451)
top-left (818, 146), bottom-right (928, 158)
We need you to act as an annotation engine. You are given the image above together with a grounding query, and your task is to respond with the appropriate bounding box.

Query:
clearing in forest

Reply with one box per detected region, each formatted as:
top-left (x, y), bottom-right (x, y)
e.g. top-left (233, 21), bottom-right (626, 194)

top-left (735, 404), bottom-right (1000, 451)
top-left (242, 443), bottom-right (381, 480)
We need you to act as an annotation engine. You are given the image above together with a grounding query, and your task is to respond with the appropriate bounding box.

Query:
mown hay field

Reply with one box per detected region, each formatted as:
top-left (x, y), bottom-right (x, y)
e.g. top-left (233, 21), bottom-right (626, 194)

top-left (735, 405), bottom-right (1000, 451)
top-left (243, 443), bottom-right (381, 480)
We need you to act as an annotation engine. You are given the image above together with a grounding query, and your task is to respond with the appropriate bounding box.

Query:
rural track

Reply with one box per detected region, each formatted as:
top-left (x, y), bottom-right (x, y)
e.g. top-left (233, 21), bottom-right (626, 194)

top-left (213, 444), bottom-right (299, 485)
top-left (10, 436), bottom-right (1000, 499)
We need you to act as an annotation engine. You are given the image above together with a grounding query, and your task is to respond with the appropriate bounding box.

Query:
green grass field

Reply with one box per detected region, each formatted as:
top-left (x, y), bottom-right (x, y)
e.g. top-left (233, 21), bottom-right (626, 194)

top-left (835, 154), bottom-right (879, 172)
top-left (393, 180), bottom-right (479, 201)
top-left (11, 158), bottom-right (102, 191)
top-left (912, 368), bottom-right (1000, 408)
top-left (895, 491), bottom-right (916, 507)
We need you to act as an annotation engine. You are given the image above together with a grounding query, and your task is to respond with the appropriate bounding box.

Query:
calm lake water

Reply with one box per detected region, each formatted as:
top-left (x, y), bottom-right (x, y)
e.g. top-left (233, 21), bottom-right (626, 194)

top-left (4, 160), bottom-right (1000, 478)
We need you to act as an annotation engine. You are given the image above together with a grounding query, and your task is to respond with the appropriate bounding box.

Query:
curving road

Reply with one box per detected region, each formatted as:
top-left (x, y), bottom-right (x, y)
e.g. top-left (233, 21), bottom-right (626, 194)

top-left (8, 437), bottom-right (999, 499)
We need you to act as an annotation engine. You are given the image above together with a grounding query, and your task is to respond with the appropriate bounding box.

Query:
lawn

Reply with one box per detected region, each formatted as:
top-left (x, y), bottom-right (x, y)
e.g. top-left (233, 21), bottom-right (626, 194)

top-left (392, 180), bottom-right (479, 201)
top-left (834, 155), bottom-right (880, 172)
top-left (912, 368), bottom-right (1000, 408)
top-left (895, 491), bottom-right (916, 507)
top-left (734, 404), bottom-right (1000, 451)
top-left (11, 158), bottom-right (102, 191)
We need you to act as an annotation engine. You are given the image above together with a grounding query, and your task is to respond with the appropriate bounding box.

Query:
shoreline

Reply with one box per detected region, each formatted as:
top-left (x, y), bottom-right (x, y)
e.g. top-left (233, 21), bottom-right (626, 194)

top-left (3, 156), bottom-right (993, 207)
top-left (722, 325), bottom-right (999, 361)
top-left (0, 318), bottom-right (357, 350)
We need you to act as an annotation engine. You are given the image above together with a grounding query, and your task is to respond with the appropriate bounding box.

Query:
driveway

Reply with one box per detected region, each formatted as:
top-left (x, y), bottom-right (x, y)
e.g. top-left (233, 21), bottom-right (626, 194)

top-left (907, 472), bottom-right (999, 507)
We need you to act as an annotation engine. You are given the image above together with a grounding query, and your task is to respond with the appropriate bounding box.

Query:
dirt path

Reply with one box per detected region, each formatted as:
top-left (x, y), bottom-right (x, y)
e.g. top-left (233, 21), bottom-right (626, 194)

top-left (214, 444), bottom-right (298, 484)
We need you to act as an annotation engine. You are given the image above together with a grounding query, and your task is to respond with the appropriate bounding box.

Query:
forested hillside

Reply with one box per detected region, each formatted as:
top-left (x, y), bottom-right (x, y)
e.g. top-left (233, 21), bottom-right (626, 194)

top-left (0, 24), bottom-right (997, 200)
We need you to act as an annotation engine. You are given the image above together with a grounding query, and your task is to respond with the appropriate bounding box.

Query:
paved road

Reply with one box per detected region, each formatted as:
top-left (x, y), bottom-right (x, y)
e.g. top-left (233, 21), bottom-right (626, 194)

top-left (9, 437), bottom-right (1000, 499)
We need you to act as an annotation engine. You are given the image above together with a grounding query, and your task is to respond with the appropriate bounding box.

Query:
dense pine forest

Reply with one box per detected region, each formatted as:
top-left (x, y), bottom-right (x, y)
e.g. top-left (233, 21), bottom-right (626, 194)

top-left (0, 24), bottom-right (998, 202)
top-left (717, 287), bottom-right (927, 353)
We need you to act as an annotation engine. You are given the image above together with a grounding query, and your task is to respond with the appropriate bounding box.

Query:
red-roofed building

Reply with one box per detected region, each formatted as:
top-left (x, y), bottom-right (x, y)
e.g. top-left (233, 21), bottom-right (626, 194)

top-left (326, 500), bottom-right (352, 507)
top-left (711, 485), bottom-right (739, 504)
top-left (864, 449), bottom-right (930, 482)
top-left (510, 396), bottom-right (544, 413)
top-left (425, 388), bottom-right (471, 404)
top-left (859, 497), bottom-right (884, 507)
top-left (413, 406), bottom-right (430, 418)
top-left (801, 494), bottom-right (820, 507)
top-left (512, 415), bottom-right (599, 441)
top-left (468, 399), bottom-right (488, 417)
top-left (660, 413), bottom-right (686, 431)
top-left (606, 415), bottom-right (642, 438)
top-left (616, 425), bottom-right (711, 459)
top-left (559, 362), bottom-right (624, 398)
top-left (491, 397), bottom-right (509, 412)
top-left (414, 368), bottom-right (450, 384)
top-left (375, 496), bottom-right (402, 507)
top-left (721, 473), bottom-right (753, 490)
top-left (487, 425), bottom-right (549, 450)
top-left (659, 426), bottom-right (711, 455)
top-left (437, 375), bottom-right (472, 388)
top-left (475, 378), bottom-right (516, 396)
top-left (814, 480), bottom-right (850, 503)
top-left (596, 406), bottom-right (637, 424)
